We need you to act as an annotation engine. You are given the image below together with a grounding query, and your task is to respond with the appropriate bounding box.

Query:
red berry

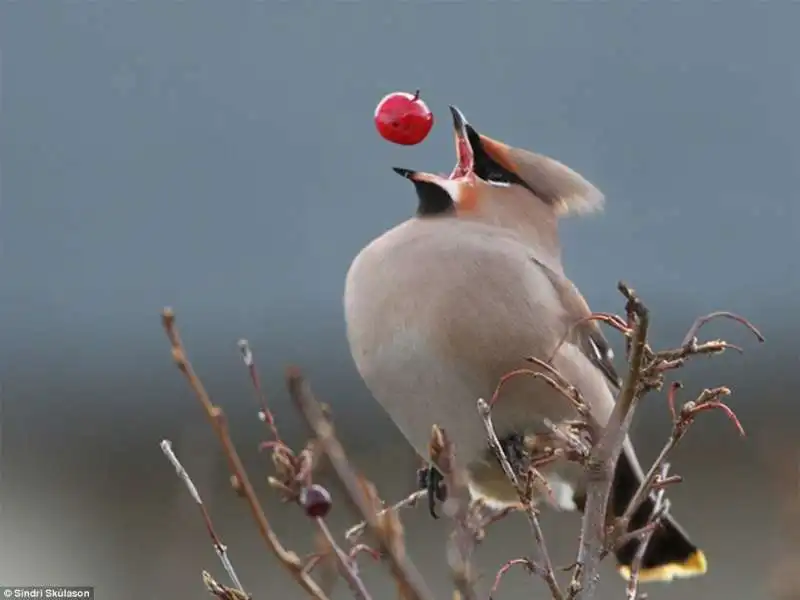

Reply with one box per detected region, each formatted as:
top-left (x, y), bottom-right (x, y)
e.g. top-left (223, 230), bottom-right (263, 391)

top-left (374, 90), bottom-right (434, 146)
top-left (300, 484), bottom-right (332, 518)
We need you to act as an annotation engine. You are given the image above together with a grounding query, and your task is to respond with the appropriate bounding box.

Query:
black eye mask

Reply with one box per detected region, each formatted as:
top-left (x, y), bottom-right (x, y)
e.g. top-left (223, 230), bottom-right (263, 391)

top-left (466, 126), bottom-right (537, 195)
top-left (412, 180), bottom-right (455, 216)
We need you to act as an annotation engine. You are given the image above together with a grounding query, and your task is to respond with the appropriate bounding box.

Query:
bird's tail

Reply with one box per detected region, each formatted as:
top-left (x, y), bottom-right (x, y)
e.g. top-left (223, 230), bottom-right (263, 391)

top-left (610, 451), bottom-right (708, 583)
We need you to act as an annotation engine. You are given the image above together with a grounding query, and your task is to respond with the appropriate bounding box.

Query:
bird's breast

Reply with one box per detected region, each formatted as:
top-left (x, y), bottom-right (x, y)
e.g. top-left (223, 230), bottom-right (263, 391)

top-left (343, 221), bottom-right (579, 468)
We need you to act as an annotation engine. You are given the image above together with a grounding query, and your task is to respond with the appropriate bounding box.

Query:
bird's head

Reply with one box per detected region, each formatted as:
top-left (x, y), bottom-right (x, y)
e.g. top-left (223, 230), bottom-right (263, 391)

top-left (446, 105), bottom-right (605, 218)
top-left (393, 105), bottom-right (604, 225)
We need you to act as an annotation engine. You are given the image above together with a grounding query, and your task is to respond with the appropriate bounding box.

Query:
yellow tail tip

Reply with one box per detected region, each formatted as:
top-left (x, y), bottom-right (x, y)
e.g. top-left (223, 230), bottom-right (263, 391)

top-left (618, 550), bottom-right (708, 583)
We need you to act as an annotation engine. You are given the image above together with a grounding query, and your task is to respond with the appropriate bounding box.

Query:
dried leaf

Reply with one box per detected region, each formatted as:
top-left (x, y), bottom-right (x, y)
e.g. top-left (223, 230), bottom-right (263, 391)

top-left (202, 570), bottom-right (250, 600)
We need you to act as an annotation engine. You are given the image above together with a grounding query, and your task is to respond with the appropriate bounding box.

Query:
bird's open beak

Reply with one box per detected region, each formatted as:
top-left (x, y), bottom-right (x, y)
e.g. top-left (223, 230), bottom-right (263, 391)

top-left (447, 105), bottom-right (521, 184)
top-left (448, 105), bottom-right (475, 180)
top-left (394, 105), bottom-right (481, 184)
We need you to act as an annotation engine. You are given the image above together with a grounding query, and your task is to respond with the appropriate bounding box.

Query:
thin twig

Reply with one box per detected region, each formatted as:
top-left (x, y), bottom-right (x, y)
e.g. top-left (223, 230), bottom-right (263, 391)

top-left (477, 398), bottom-right (564, 600)
top-left (345, 490), bottom-right (428, 543)
top-left (490, 557), bottom-right (551, 600)
top-left (549, 312), bottom-right (631, 365)
top-left (619, 385), bottom-right (737, 532)
top-left (611, 310), bottom-right (758, 537)
top-left (681, 311), bottom-right (765, 347)
top-left (429, 425), bottom-right (479, 600)
top-left (218, 407), bottom-right (334, 599)
top-left (625, 464), bottom-right (672, 600)
top-left (202, 571), bottom-right (251, 600)
top-left (237, 339), bottom-right (282, 442)
top-left (160, 308), bottom-right (331, 600)
top-left (315, 517), bottom-right (373, 600)
top-left (618, 435), bottom-right (676, 532)
top-left (287, 366), bottom-right (437, 600)
top-left (506, 363), bottom-right (590, 419)
top-left (350, 543), bottom-right (382, 562)
top-left (161, 439), bottom-right (246, 595)
top-left (475, 504), bottom-right (517, 537)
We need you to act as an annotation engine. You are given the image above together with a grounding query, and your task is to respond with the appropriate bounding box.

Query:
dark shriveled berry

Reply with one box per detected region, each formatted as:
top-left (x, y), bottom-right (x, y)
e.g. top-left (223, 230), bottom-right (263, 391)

top-left (300, 484), bottom-right (332, 518)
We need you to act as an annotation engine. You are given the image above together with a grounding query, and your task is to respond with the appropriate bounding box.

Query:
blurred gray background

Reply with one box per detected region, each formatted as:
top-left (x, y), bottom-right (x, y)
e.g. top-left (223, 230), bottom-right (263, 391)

top-left (1, 1), bottom-right (798, 599)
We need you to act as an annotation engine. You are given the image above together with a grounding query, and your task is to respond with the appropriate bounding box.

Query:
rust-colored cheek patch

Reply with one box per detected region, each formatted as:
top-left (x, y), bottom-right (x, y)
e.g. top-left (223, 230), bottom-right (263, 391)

top-left (455, 184), bottom-right (481, 214)
top-left (480, 135), bottom-right (519, 176)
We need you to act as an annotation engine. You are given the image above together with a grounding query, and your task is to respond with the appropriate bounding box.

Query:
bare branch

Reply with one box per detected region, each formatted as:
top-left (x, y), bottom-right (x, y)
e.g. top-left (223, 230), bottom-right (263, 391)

top-left (681, 310), bottom-right (765, 347)
top-left (315, 517), bottom-right (373, 600)
top-left (429, 425), bottom-right (479, 600)
top-left (568, 282), bottom-right (650, 600)
top-left (160, 439), bottom-right (247, 596)
top-left (160, 308), bottom-right (332, 600)
top-left (548, 312), bottom-right (632, 365)
top-left (202, 571), bottom-right (251, 600)
top-left (515, 362), bottom-right (591, 419)
top-left (477, 398), bottom-right (564, 600)
top-left (490, 557), bottom-right (550, 600)
top-left (163, 277), bottom-right (762, 600)
top-left (345, 490), bottom-right (428, 544)
top-left (237, 339), bottom-right (282, 442)
top-left (287, 367), bottom-right (437, 600)
top-left (618, 386), bottom-right (736, 531)
top-left (625, 464), bottom-right (672, 600)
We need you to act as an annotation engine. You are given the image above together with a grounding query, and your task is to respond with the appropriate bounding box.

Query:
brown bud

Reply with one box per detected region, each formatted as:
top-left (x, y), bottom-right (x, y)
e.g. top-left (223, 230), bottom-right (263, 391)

top-left (230, 474), bottom-right (246, 497)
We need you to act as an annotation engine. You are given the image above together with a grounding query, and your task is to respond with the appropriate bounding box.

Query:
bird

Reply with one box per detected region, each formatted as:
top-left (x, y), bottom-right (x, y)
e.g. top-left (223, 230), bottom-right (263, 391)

top-left (343, 105), bottom-right (707, 584)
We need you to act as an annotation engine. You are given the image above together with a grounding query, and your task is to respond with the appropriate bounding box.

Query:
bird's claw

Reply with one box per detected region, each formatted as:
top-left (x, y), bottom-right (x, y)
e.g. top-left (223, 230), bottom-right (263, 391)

top-left (416, 465), bottom-right (447, 519)
top-left (499, 433), bottom-right (529, 474)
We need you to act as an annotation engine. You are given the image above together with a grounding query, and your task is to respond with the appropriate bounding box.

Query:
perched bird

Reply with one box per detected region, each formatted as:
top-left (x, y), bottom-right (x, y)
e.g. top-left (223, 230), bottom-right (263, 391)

top-left (343, 106), bottom-right (707, 583)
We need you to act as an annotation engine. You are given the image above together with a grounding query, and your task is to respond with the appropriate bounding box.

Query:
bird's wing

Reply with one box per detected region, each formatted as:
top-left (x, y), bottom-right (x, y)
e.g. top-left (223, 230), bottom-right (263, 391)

top-left (529, 256), bottom-right (622, 392)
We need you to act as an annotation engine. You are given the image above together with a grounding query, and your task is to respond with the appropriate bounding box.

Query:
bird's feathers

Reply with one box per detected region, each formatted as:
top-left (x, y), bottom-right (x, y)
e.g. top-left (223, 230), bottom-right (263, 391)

top-left (505, 146), bottom-right (606, 217)
top-left (529, 255), bottom-right (623, 390)
top-left (345, 217), bottom-right (617, 455)
top-left (344, 196), bottom-right (706, 583)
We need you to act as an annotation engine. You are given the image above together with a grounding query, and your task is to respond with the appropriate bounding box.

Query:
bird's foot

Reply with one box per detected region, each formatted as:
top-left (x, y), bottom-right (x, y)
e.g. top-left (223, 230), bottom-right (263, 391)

top-left (416, 465), bottom-right (447, 519)
top-left (497, 433), bottom-right (530, 476)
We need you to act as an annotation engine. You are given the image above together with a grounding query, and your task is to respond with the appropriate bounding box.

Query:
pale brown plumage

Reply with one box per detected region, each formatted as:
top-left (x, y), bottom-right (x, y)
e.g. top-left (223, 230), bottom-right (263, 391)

top-left (343, 106), bottom-right (706, 583)
top-left (344, 186), bottom-right (617, 508)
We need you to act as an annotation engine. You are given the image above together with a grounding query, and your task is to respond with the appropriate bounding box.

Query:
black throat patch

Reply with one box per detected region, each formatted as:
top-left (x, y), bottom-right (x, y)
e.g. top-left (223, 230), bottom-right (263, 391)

top-left (413, 180), bottom-right (456, 216)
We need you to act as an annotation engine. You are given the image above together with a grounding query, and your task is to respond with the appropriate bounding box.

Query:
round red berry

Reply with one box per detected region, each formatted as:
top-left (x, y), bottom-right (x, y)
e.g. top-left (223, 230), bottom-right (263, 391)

top-left (300, 484), bottom-right (332, 518)
top-left (374, 90), bottom-right (434, 146)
